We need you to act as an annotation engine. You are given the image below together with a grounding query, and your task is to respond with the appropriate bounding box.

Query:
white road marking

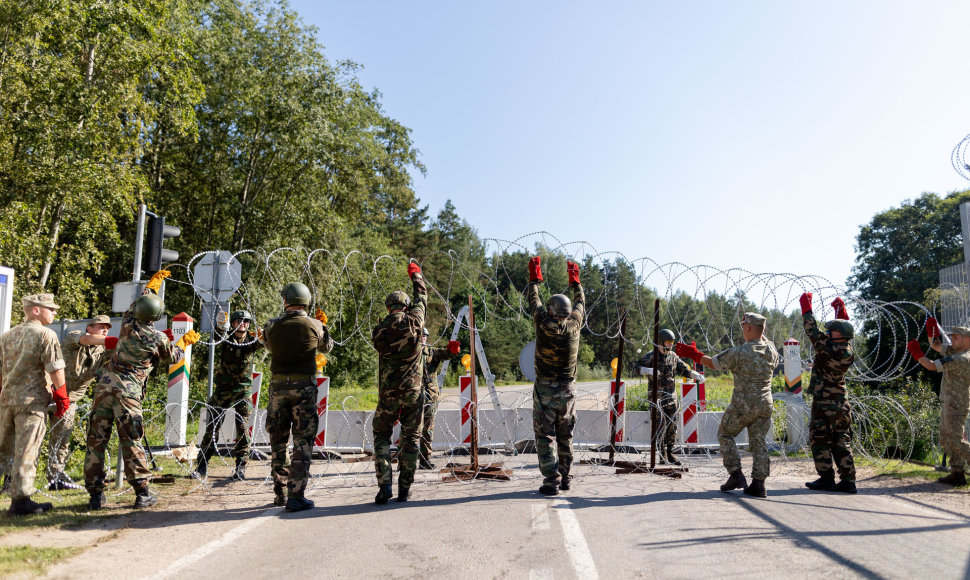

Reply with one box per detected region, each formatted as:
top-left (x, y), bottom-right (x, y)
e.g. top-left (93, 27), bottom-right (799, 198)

top-left (531, 503), bottom-right (550, 530)
top-left (553, 498), bottom-right (599, 580)
top-left (529, 568), bottom-right (555, 580)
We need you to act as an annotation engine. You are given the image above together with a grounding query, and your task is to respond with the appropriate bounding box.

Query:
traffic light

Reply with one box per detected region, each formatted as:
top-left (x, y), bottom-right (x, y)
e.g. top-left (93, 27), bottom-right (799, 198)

top-left (145, 213), bottom-right (181, 275)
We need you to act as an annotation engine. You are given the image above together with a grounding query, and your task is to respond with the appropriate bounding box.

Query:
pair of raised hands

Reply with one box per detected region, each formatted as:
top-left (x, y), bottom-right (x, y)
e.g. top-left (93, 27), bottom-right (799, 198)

top-left (799, 292), bottom-right (849, 320)
top-left (906, 316), bottom-right (946, 361)
top-left (528, 256), bottom-right (581, 286)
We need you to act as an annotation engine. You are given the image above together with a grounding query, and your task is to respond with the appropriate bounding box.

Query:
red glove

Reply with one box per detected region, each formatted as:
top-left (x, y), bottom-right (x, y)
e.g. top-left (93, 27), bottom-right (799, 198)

top-left (906, 340), bottom-right (925, 361)
top-left (163, 329), bottom-right (175, 341)
top-left (52, 384), bottom-right (70, 419)
top-left (528, 256), bottom-right (543, 282)
top-left (567, 261), bottom-right (581, 286)
top-left (926, 317), bottom-right (941, 339)
top-left (104, 336), bottom-right (119, 350)
top-left (407, 262), bottom-right (422, 278)
top-left (832, 297), bottom-right (849, 320)
top-left (799, 292), bottom-right (813, 315)
top-left (448, 340), bottom-right (460, 355)
top-left (674, 341), bottom-right (705, 364)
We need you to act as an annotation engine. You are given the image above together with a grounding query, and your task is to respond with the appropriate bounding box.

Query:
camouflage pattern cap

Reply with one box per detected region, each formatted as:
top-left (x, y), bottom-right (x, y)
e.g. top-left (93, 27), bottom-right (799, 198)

top-left (739, 312), bottom-right (766, 327)
top-left (89, 314), bottom-right (113, 327)
top-left (947, 326), bottom-right (970, 338)
top-left (23, 293), bottom-right (58, 309)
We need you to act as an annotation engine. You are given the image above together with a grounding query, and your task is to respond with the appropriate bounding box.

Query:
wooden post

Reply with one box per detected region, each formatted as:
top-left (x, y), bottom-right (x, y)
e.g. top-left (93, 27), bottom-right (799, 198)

top-left (468, 294), bottom-right (479, 470)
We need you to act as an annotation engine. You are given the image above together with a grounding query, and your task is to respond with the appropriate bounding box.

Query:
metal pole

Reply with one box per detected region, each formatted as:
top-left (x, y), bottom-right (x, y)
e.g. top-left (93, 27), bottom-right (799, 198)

top-left (609, 312), bottom-right (627, 463)
top-left (207, 253), bottom-right (223, 399)
top-left (649, 298), bottom-right (660, 470)
top-left (468, 294), bottom-right (479, 470)
top-left (132, 204), bottom-right (146, 282)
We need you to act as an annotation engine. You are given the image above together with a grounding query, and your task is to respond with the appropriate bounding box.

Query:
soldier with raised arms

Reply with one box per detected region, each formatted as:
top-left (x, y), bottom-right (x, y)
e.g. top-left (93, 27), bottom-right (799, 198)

top-left (527, 256), bottom-right (585, 496)
top-left (676, 312), bottom-right (779, 497)
top-left (263, 282), bottom-right (333, 511)
top-left (0, 293), bottom-right (67, 515)
top-left (372, 262), bottom-right (427, 504)
top-left (84, 271), bottom-right (200, 510)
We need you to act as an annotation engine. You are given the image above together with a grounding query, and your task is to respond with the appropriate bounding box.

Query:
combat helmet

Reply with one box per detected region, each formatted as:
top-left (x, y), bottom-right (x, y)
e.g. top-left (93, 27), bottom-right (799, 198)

top-left (422, 328), bottom-right (430, 337)
top-left (230, 310), bottom-right (253, 323)
top-left (133, 294), bottom-right (164, 323)
top-left (547, 294), bottom-right (572, 319)
top-left (659, 329), bottom-right (676, 343)
top-left (824, 320), bottom-right (854, 339)
top-left (386, 291), bottom-right (411, 310)
top-left (280, 282), bottom-right (311, 306)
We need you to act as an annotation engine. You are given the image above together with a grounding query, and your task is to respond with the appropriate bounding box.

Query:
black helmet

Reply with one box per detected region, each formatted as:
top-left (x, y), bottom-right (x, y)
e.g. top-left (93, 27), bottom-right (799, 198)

top-left (280, 282), bottom-right (311, 306)
top-left (133, 294), bottom-right (163, 323)
top-left (386, 291), bottom-right (411, 310)
top-left (824, 320), bottom-right (854, 339)
top-left (230, 310), bottom-right (253, 323)
top-left (659, 329), bottom-right (676, 343)
top-left (547, 294), bottom-right (571, 318)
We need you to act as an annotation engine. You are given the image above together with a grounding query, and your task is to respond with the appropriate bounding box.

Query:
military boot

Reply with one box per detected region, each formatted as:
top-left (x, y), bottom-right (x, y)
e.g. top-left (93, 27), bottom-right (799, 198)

top-left (938, 470), bottom-right (967, 486)
top-left (831, 480), bottom-right (857, 494)
top-left (805, 472), bottom-right (836, 491)
top-left (285, 495), bottom-right (314, 512)
top-left (720, 470), bottom-right (747, 492)
top-left (559, 475), bottom-right (572, 492)
top-left (192, 456), bottom-right (208, 480)
top-left (665, 448), bottom-right (681, 466)
top-left (273, 482), bottom-right (285, 506)
top-left (7, 496), bottom-right (53, 516)
top-left (743, 478), bottom-right (767, 498)
top-left (89, 492), bottom-right (107, 510)
top-left (539, 483), bottom-right (559, 496)
top-left (418, 457), bottom-right (435, 470)
top-left (132, 482), bottom-right (158, 509)
top-left (230, 458), bottom-right (247, 481)
top-left (375, 484), bottom-right (393, 505)
top-left (397, 486), bottom-right (410, 502)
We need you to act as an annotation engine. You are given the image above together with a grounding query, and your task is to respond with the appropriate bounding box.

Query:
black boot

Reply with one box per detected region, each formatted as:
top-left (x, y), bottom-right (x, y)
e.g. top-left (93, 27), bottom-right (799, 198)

top-left (743, 478), bottom-right (767, 498)
top-left (7, 496), bottom-right (53, 516)
top-left (133, 482), bottom-right (158, 509)
top-left (89, 492), bottom-right (107, 510)
top-left (231, 459), bottom-right (247, 481)
top-left (285, 495), bottom-right (314, 512)
top-left (938, 470), bottom-right (967, 486)
top-left (720, 470), bottom-right (747, 492)
top-left (418, 457), bottom-right (435, 470)
top-left (539, 483), bottom-right (559, 496)
top-left (192, 455), bottom-right (208, 479)
top-left (805, 472), bottom-right (836, 491)
top-left (831, 480), bottom-right (857, 494)
top-left (559, 475), bottom-right (572, 492)
top-left (665, 449), bottom-right (681, 466)
top-left (397, 486), bottom-right (410, 502)
top-left (375, 484), bottom-right (393, 505)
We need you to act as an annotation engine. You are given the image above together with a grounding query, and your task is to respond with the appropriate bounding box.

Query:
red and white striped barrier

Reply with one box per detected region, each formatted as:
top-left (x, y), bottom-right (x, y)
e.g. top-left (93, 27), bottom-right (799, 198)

top-left (609, 379), bottom-right (625, 443)
top-left (246, 371), bottom-right (262, 439)
top-left (460, 373), bottom-right (473, 445)
top-left (680, 381), bottom-right (699, 446)
top-left (313, 375), bottom-right (330, 451)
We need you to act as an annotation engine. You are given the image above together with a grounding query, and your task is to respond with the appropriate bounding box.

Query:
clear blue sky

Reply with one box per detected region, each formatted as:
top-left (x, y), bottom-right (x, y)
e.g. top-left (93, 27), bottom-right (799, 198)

top-left (291, 1), bottom-right (970, 290)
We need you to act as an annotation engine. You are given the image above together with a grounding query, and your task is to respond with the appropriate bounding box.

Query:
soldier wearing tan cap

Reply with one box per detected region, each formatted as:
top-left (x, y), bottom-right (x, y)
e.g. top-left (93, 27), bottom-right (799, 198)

top-left (46, 314), bottom-right (113, 490)
top-left (0, 294), bottom-right (69, 515)
top-left (675, 312), bottom-right (780, 497)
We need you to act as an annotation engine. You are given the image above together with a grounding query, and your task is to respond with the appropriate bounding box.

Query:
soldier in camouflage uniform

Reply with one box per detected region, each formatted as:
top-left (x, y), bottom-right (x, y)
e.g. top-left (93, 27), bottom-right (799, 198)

top-left (909, 320), bottom-right (970, 486)
top-left (0, 294), bottom-right (67, 515)
top-left (263, 282), bottom-right (333, 512)
top-left (84, 271), bottom-right (200, 510)
top-left (676, 312), bottom-right (779, 497)
top-left (527, 256), bottom-right (585, 496)
top-left (633, 328), bottom-right (704, 465)
top-left (46, 314), bottom-right (112, 491)
top-left (800, 293), bottom-right (857, 493)
top-left (417, 328), bottom-right (460, 469)
top-left (195, 309), bottom-right (263, 481)
top-left (372, 262), bottom-right (427, 504)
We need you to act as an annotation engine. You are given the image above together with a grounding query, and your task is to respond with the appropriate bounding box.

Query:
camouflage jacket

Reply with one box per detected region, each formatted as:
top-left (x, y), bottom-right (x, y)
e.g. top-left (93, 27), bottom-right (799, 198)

top-left (803, 312), bottom-right (854, 402)
top-left (934, 345), bottom-right (970, 411)
top-left (634, 349), bottom-right (693, 394)
top-left (264, 310), bottom-right (333, 378)
top-left (0, 319), bottom-right (65, 406)
top-left (372, 273), bottom-right (427, 399)
top-left (421, 345), bottom-right (452, 392)
top-left (214, 326), bottom-right (263, 392)
top-left (62, 330), bottom-right (108, 401)
top-left (527, 281), bottom-right (585, 383)
top-left (96, 291), bottom-right (184, 400)
top-left (710, 337), bottom-right (779, 406)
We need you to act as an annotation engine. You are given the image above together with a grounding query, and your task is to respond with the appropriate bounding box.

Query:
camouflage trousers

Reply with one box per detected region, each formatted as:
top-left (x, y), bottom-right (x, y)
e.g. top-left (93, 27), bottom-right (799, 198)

top-left (197, 389), bottom-right (253, 464)
top-left (267, 381), bottom-right (318, 499)
top-left (373, 391), bottom-right (423, 489)
top-left (940, 397), bottom-right (970, 472)
top-left (718, 400), bottom-right (772, 480)
top-left (657, 393), bottom-right (678, 453)
top-left (809, 398), bottom-right (855, 481)
top-left (46, 401), bottom-right (79, 481)
top-left (0, 402), bottom-right (47, 499)
top-left (83, 387), bottom-right (151, 494)
top-left (533, 378), bottom-right (577, 487)
top-left (419, 386), bottom-right (440, 460)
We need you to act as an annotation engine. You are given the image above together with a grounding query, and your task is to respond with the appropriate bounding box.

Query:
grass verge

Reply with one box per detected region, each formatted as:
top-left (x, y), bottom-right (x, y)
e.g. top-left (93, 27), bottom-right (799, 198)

top-left (0, 545), bottom-right (82, 576)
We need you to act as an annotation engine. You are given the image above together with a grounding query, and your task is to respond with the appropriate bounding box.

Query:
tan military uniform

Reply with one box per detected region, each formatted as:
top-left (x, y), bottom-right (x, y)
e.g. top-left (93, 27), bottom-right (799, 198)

top-left (0, 302), bottom-right (65, 499)
top-left (933, 345), bottom-right (970, 472)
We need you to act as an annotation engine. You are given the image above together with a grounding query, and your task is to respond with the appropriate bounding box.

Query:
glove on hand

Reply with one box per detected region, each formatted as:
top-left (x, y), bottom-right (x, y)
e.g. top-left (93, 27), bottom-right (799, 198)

top-left (675, 341), bottom-right (705, 364)
top-left (690, 370), bottom-right (704, 382)
top-left (176, 330), bottom-right (201, 350)
top-left (528, 256), bottom-right (543, 283)
top-left (567, 261), bottom-right (581, 286)
top-left (799, 292), bottom-right (813, 315)
top-left (407, 262), bottom-right (422, 278)
top-left (448, 340), bottom-right (461, 355)
top-left (163, 329), bottom-right (175, 341)
top-left (104, 336), bottom-right (119, 350)
top-left (926, 317), bottom-right (941, 339)
top-left (906, 340), bottom-right (925, 361)
top-left (315, 308), bottom-right (328, 325)
top-left (832, 297), bottom-right (849, 320)
top-left (52, 384), bottom-right (70, 419)
top-left (638, 366), bottom-right (654, 376)
top-left (145, 270), bottom-right (171, 292)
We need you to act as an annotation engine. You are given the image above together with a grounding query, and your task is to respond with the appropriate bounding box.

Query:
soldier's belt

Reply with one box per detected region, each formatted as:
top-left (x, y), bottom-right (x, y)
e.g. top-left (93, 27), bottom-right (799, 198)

top-left (270, 374), bottom-right (314, 384)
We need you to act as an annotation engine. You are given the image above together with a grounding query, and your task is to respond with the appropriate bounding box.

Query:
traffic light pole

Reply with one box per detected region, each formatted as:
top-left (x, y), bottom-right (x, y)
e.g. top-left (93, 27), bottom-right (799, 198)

top-left (132, 204), bottom-right (147, 282)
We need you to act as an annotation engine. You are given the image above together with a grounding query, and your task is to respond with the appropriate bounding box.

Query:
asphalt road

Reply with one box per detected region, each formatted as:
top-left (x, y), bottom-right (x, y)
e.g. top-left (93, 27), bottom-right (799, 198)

top-left (40, 456), bottom-right (970, 580)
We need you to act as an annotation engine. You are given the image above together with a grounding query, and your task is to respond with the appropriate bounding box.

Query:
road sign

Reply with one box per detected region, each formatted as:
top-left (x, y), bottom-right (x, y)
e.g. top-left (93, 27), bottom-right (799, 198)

top-left (518, 340), bottom-right (536, 382)
top-left (193, 251), bottom-right (241, 303)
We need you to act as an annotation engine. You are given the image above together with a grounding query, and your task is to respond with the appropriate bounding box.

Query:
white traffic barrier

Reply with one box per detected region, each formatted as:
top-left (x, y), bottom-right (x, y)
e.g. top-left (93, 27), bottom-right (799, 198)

top-left (165, 312), bottom-right (194, 446)
top-left (680, 380), bottom-right (699, 447)
top-left (313, 375), bottom-right (330, 451)
top-left (609, 379), bottom-right (625, 443)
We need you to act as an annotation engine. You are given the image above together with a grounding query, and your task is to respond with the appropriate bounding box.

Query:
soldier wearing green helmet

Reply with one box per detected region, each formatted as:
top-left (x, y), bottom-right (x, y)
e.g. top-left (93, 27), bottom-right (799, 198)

top-left (194, 307), bottom-right (264, 481)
